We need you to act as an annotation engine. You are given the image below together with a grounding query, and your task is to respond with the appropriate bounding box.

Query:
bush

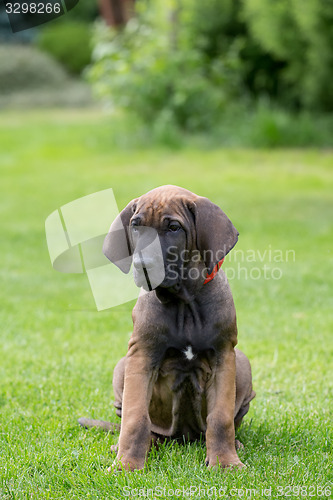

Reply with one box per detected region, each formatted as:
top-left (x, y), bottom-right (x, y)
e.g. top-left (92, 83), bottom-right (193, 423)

top-left (0, 44), bottom-right (68, 94)
top-left (188, 0), bottom-right (333, 111)
top-left (88, 15), bottom-right (242, 132)
top-left (242, 0), bottom-right (333, 111)
top-left (37, 21), bottom-right (92, 75)
top-left (242, 104), bottom-right (333, 147)
top-left (88, 0), bottom-right (333, 140)
top-left (169, 0), bottom-right (287, 105)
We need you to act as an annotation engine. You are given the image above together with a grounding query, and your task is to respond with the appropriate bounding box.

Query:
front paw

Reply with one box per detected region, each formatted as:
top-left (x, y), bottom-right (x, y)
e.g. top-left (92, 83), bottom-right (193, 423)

top-left (205, 454), bottom-right (245, 470)
top-left (107, 455), bottom-right (145, 472)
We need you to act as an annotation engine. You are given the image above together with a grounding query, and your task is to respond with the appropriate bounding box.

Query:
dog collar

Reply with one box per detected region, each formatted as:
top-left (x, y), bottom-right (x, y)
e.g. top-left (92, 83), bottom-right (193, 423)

top-left (203, 258), bottom-right (224, 285)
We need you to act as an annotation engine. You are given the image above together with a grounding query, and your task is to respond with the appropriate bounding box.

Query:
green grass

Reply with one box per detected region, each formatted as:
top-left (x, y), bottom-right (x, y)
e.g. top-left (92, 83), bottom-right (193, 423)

top-left (0, 109), bottom-right (332, 499)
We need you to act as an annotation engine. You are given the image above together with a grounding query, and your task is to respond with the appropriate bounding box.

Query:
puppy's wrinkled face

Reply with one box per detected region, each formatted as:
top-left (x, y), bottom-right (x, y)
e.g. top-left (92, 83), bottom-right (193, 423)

top-left (129, 197), bottom-right (191, 291)
top-left (103, 185), bottom-right (239, 293)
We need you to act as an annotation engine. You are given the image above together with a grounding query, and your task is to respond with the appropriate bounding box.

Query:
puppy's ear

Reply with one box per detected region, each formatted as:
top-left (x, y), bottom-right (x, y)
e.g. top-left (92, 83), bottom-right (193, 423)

top-left (189, 197), bottom-right (239, 274)
top-left (103, 199), bottom-right (137, 273)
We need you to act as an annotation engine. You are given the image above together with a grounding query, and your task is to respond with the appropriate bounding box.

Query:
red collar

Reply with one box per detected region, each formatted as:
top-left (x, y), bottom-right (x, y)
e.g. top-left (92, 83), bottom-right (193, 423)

top-left (203, 258), bottom-right (224, 285)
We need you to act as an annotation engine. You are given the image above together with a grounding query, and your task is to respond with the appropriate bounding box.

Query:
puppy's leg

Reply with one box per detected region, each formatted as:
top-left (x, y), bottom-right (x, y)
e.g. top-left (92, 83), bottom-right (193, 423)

top-left (205, 343), bottom-right (244, 470)
top-left (234, 349), bottom-right (256, 430)
top-left (111, 356), bottom-right (163, 458)
top-left (110, 342), bottom-right (157, 472)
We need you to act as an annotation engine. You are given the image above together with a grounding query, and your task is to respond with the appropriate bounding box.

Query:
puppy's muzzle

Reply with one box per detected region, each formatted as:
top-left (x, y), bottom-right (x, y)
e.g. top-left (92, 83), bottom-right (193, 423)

top-left (131, 228), bottom-right (165, 290)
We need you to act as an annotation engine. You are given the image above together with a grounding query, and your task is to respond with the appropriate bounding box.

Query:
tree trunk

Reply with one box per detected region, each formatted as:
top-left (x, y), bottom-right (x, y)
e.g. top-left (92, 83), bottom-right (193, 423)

top-left (98, 0), bottom-right (135, 27)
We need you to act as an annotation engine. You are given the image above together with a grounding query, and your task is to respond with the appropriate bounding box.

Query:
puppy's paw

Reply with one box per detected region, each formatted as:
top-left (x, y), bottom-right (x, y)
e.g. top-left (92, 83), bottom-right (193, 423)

top-left (107, 456), bottom-right (145, 473)
top-left (205, 454), bottom-right (245, 471)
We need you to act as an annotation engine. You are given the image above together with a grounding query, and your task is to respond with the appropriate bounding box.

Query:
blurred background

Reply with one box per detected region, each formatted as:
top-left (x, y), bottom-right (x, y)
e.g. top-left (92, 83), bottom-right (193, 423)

top-left (0, 0), bottom-right (333, 147)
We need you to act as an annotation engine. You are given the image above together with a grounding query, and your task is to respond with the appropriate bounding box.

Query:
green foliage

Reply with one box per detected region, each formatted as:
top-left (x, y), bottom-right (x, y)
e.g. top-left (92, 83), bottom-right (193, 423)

top-left (37, 21), bottom-right (93, 75)
top-left (187, 0), bottom-right (286, 101)
top-left (0, 44), bottom-right (68, 94)
top-left (89, 10), bottom-right (242, 132)
top-left (242, 105), bottom-right (333, 147)
top-left (210, 101), bottom-right (333, 148)
top-left (111, 105), bottom-right (333, 149)
top-left (243, 0), bottom-right (333, 111)
top-left (65, 0), bottom-right (98, 22)
top-left (89, 0), bottom-right (333, 130)
top-left (187, 0), bottom-right (243, 59)
top-left (187, 0), bottom-right (333, 111)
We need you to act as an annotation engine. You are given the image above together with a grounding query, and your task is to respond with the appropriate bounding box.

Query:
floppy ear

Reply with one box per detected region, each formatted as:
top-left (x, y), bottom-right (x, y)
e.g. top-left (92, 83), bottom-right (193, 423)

top-left (190, 197), bottom-right (239, 274)
top-left (103, 199), bottom-right (137, 273)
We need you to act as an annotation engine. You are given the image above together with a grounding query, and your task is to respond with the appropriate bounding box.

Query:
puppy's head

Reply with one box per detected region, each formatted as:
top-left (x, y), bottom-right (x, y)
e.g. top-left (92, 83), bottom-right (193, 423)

top-left (103, 185), bottom-right (238, 291)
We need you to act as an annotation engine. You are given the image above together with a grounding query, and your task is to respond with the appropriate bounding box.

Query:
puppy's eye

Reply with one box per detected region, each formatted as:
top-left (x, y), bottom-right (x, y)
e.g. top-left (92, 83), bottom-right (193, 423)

top-left (169, 222), bottom-right (181, 232)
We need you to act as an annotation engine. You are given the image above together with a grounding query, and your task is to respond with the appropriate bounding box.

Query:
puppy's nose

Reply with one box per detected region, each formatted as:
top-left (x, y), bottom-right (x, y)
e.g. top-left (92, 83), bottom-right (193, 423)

top-left (133, 254), bottom-right (155, 270)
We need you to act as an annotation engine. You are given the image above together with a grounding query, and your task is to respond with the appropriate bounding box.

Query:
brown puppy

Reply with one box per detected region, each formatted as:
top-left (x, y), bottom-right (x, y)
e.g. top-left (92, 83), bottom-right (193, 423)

top-left (84, 185), bottom-right (255, 471)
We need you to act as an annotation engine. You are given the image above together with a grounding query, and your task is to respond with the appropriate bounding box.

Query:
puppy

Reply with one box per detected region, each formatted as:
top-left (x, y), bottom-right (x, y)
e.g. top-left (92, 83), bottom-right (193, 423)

top-left (80, 185), bottom-right (255, 471)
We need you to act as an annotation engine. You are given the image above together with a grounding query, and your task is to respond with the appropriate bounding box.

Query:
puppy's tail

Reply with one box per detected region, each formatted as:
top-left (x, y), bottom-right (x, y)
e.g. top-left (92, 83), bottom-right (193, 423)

top-left (78, 417), bottom-right (120, 433)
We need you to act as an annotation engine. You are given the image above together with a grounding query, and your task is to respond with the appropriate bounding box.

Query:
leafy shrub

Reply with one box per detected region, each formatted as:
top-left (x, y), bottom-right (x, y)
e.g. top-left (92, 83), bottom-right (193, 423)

top-left (37, 21), bottom-right (92, 75)
top-left (244, 104), bottom-right (333, 147)
top-left (0, 44), bottom-right (68, 94)
top-left (88, 13), bottom-right (243, 132)
top-left (188, 0), bottom-right (333, 111)
top-left (242, 0), bottom-right (333, 111)
top-left (194, 99), bottom-right (333, 148)
top-left (172, 0), bottom-right (286, 104)
top-left (88, 0), bottom-right (333, 141)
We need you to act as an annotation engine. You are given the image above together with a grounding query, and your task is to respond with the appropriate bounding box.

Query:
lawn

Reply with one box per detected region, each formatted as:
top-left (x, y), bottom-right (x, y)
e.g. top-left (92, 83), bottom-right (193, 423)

top-left (0, 109), bottom-right (332, 499)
